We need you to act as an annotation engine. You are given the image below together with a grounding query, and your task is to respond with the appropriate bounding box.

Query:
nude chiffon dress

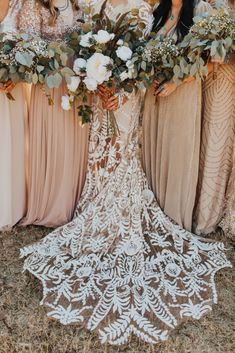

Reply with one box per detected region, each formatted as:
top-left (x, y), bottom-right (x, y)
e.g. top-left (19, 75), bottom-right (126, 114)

top-left (143, 1), bottom-right (212, 231)
top-left (17, 0), bottom-right (89, 228)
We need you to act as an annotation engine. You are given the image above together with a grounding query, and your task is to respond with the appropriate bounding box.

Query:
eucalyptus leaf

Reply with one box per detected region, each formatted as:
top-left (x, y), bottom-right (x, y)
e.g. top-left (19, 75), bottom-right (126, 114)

top-left (15, 52), bottom-right (33, 68)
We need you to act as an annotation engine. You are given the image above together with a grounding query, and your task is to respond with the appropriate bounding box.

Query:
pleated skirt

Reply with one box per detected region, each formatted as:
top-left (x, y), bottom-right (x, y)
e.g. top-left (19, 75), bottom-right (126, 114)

top-left (143, 80), bottom-right (202, 231)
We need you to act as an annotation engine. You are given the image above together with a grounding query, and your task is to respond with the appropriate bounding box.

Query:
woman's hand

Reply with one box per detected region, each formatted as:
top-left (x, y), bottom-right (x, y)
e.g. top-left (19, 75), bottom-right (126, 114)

top-left (97, 85), bottom-right (113, 101)
top-left (103, 94), bottom-right (128, 111)
top-left (155, 81), bottom-right (177, 97)
top-left (0, 80), bottom-right (15, 93)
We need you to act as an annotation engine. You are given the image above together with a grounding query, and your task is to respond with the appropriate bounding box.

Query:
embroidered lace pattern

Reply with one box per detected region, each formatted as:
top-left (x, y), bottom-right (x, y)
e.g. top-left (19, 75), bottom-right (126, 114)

top-left (20, 0), bottom-right (232, 346)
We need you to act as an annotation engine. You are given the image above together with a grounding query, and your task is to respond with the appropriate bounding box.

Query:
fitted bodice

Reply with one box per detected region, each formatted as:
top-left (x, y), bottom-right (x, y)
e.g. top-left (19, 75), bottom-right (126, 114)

top-left (17, 0), bottom-right (84, 41)
top-left (1, 0), bottom-right (23, 36)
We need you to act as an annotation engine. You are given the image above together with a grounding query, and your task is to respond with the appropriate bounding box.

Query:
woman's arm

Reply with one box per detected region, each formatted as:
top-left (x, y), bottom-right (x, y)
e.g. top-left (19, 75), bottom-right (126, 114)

top-left (0, 0), bottom-right (9, 22)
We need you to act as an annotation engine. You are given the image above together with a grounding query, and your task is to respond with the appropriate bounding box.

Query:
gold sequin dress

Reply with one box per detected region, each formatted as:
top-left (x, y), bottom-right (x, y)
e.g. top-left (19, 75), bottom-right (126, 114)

top-left (194, 64), bottom-right (235, 235)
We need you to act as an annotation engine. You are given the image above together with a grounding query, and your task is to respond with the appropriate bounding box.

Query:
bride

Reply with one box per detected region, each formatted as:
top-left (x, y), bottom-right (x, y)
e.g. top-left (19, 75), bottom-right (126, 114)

top-left (20, 0), bottom-right (231, 345)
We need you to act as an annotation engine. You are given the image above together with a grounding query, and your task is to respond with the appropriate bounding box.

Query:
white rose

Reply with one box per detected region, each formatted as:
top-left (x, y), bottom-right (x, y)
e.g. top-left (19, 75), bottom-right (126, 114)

top-left (94, 30), bottom-right (115, 44)
top-left (116, 46), bottom-right (133, 61)
top-left (67, 76), bottom-right (81, 92)
top-left (84, 77), bottom-right (98, 91)
top-left (61, 95), bottom-right (71, 111)
top-left (86, 53), bottom-right (113, 84)
top-left (80, 32), bottom-right (93, 48)
top-left (117, 39), bottom-right (124, 46)
top-left (73, 58), bottom-right (87, 74)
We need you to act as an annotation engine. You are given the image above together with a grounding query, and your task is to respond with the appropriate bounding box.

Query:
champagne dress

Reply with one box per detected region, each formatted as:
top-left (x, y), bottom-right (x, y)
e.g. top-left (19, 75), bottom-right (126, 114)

top-left (142, 1), bottom-right (212, 232)
top-left (0, 0), bottom-right (29, 231)
top-left (17, 0), bottom-right (89, 228)
top-left (194, 1), bottom-right (235, 234)
top-left (20, 0), bottom-right (231, 346)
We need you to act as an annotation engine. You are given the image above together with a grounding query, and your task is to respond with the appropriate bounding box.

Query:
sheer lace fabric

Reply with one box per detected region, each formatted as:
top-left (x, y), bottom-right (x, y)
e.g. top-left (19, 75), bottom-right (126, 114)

top-left (20, 0), bottom-right (232, 346)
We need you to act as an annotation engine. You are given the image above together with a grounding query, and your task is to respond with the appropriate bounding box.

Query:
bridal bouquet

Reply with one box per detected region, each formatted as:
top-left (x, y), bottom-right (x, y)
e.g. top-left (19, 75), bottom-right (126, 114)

top-left (0, 32), bottom-right (74, 101)
top-left (62, 0), bottom-right (152, 129)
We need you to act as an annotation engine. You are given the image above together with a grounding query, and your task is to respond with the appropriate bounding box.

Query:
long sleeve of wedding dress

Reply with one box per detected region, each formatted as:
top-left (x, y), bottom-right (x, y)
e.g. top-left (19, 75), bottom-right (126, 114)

top-left (20, 0), bottom-right (232, 346)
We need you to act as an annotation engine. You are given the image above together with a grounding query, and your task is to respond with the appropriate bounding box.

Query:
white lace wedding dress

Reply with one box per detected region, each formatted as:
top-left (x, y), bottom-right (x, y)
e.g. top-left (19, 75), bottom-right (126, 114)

top-left (20, 0), bottom-right (232, 345)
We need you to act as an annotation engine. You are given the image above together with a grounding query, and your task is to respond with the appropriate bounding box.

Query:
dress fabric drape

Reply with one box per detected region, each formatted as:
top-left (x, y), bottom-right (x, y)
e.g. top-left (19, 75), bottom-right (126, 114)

top-left (18, 0), bottom-right (89, 227)
top-left (142, 1), bottom-right (212, 231)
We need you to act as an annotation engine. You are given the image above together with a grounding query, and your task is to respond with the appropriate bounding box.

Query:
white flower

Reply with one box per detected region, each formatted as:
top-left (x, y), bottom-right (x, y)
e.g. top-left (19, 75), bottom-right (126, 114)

top-left (86, 53), bottom-right (113, 85)
top-left (84, 77), bottom-right (97, 91)
top-left (80, 32), bottom-right (93, 48)
top-left (120, 68), bottom-right (135, 82)
top-left (120, 71), bottom-right (129, 82)
top-left (94, 30), bottom-right (115, 44)
top-left (116, 46), bottom-right (133, 61)
top-left (73, 58), bottom-right (87, 74)
top-left (117, 39), bottom-right (124, 46)
top-left (126, 60), bottom-right (134, 69)
top-left (67, 76), bottom-right (81, 92)
top-left (61, 95), bottom-right (71, 110)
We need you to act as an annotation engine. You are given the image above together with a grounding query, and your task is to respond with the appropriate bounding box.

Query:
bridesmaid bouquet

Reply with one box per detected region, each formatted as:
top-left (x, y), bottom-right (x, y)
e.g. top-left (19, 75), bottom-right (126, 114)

top-left (142, 37), bottom-right (181, 84)
top-left (180, 9), bottom-right (235, 78)
top-left (62, 0), bottom-right (152, 128)
top-left (0, 32), bottom-right (74, 102)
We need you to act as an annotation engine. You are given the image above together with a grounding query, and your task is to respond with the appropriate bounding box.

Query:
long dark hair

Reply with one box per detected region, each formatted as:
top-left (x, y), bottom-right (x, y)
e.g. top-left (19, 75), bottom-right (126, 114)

top-left (153, 0), bottom-right (199, 41)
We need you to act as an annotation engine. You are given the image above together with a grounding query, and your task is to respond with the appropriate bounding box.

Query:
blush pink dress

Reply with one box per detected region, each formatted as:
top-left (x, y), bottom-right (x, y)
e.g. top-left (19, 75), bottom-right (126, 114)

top-left (17, 0), bottom-right (89, 228)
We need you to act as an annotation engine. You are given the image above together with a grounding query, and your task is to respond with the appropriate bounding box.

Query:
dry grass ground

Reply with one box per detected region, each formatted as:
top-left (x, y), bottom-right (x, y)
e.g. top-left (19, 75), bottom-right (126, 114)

top-left (0, 226), bottom-right (234, 353)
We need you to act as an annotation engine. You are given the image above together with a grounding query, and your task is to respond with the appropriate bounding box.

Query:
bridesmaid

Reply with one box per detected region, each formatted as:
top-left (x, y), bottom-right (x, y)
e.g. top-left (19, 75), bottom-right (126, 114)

top-left (194, 0), bottom-right (235, 234)
top-left (142, 0), bottom-right (212, 231)
top-left (0, 0), bottom-right (29, 231)
top-left (17, 0), bottom-right (89, 228)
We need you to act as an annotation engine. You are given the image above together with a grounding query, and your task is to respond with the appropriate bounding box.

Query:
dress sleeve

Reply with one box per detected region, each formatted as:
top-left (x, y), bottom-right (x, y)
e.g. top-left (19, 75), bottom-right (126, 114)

top-left (17, 0), bottom-right (42, 36)
top-left (138, 1), bottom-right (154, 37)
top-left (194, 0), bottom-right (213, 16)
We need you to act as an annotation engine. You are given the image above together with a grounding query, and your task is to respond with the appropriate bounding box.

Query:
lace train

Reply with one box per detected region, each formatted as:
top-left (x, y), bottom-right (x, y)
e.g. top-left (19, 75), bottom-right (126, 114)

top-left (21, 94), bottom-right (231, 345)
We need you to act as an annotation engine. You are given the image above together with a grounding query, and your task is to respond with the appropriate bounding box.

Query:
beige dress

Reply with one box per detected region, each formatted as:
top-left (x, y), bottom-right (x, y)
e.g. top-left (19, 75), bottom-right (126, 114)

top-left (17, 0), bottom-right (89, 228)
top-left (0, 0), bottom-right (29, 231)
top-left (194, 65), bottom-right (235, 234)
top-left (20, 0), bottom-right (231, 347)
top-left (143, 1), bottom-right (212, 232)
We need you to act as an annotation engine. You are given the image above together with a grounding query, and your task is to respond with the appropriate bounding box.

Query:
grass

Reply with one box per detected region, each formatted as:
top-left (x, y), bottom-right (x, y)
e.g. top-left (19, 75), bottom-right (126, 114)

top-left (0, 226), bottom-right (234, 353)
